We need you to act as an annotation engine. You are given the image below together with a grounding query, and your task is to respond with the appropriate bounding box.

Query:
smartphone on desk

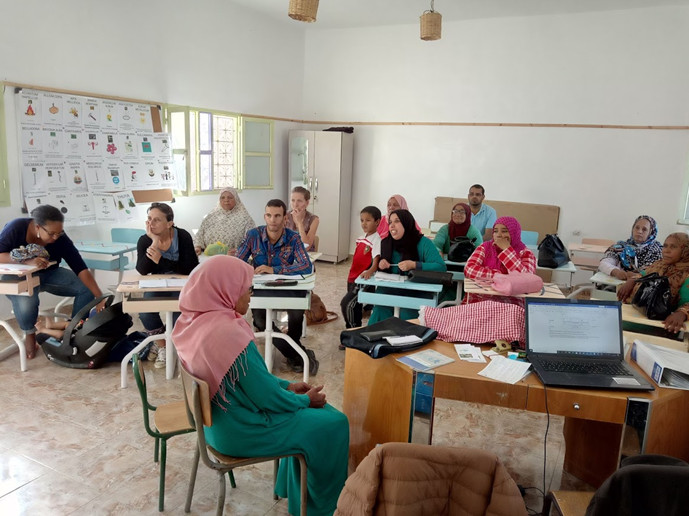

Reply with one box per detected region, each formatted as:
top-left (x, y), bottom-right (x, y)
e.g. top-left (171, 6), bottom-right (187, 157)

top-left (263, 279), bottom-right (299, 287)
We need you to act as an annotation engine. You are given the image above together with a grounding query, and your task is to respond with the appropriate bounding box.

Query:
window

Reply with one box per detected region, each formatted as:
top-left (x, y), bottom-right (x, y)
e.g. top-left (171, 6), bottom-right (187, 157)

top-left (166, 106), bottom-right (273, 194)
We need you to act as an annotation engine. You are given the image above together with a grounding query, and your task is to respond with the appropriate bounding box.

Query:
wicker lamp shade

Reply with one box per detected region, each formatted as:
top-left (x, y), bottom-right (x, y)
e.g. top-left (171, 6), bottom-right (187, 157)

top-left (288, 0), bottom-right (319, 22)
top-left (420, 11), bottom-right (442, 41)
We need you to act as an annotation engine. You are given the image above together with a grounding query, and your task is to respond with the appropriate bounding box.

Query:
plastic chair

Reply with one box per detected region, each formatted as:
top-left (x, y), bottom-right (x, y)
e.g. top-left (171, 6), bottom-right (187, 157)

top-left (132, 355), bottom-right (197, 512)
top-left (180, 364), bottom-right (308, 516)
top-left (111, 227), bottom-right (145, 271)
top-left (521, 230), bottom-right (539, 246)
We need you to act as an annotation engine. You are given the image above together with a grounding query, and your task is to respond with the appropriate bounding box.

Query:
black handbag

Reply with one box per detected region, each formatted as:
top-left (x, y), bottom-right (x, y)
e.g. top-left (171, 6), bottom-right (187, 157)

top-left (340, 317), bottom-right (438, 358)
top-left (447, 236), bottom-right (476, 263)
top-left (537, 234), bottom-right (569, 268)
top-left (632, 272), bottom-right (672, 320)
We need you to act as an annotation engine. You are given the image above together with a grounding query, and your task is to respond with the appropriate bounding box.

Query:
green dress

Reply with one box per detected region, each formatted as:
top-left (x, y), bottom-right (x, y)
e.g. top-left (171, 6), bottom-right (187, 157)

top-left (433, 223), bottom-right (483, 255)
top-left (205, 341), bottom-right (349, 516)
top-left (368, 236), bottom-right (448, 324)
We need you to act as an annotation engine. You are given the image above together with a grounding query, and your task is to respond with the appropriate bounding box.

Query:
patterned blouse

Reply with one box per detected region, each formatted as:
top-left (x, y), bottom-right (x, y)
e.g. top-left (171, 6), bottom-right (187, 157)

top-left (194, 204), bottom-right (256, 251)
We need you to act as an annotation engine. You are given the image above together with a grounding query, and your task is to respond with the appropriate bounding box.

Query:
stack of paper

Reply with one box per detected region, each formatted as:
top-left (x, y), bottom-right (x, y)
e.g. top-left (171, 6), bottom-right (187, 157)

top-left (454, 343), bottom-right (486, 363)
top-left (253, 274), bottom-right (304, 283)
top-left (139, 278), bottom-right (188, 288)
top-left (477, 356), bottom-right (531, 384)
top-left (374, 271), bottom-right (405, 282)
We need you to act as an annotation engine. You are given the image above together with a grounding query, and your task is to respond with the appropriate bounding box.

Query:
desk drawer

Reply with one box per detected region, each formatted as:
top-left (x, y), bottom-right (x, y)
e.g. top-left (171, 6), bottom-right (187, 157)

top-left (527, 388), bottom-right (628, 423)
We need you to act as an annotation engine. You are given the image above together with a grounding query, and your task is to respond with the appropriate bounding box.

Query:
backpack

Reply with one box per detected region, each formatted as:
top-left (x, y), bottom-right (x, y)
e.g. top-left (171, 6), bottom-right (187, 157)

top-left (448, 236), bottom-right (477, 263)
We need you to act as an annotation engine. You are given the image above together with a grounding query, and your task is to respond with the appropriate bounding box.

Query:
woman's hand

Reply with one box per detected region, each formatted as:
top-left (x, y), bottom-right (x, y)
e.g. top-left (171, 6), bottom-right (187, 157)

top-left (95, 299), bottom-right (107, 313)
top-left (287, 382), bottom-right (311, 394)
top-left (146, 245), bottom-right (162, 264)
top-left (306, 385), bottom-right (326, 408)
top-left (378, 259), bottom-right (391, 270)
top-left (494, 237), bottom-right (510, 251)
top-left (398, 260), bottom-right (416, 272)
top-left (291, 209), bottom-right (306, 229)
top-left (194, 246), bottom-right (202, 256)
top-left (26, 257), bottom-right (49, 269)
top-left (664, 311), bottom-right (687, 333)
top-left (617, 279), bottom-right (636, 301)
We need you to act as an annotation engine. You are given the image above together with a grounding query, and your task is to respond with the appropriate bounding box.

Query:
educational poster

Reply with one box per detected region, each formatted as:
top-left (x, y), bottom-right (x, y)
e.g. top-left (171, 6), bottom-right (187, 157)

top-left (41, 92), bottom-right (64, 126)
top-left (17, 90), bottom-right (41, 125)
top-left (135, 104), bottom-right (153, 133)
top-left (20, 126), bottom-right (42, 155)
top-left (66, 160), bottom-right (88, 191)
top-left (83, 98), bottom-right (100, 128)
top-left (63, 130), bottom-right (83, 159)
top-left (63, 96), bottom-right (83, 128)
top-left (15, 88), bottom-right (165, 226)
top-left (118, 102), bottom-right (135, 132)
top-left (100, 99), bottom-right (118, 131)
top-left (42, 127), bottom-right (64, 158)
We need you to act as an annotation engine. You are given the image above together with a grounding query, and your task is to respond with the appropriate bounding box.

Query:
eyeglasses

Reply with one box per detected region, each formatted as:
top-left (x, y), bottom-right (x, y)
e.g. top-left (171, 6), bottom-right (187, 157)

top-left (451, 210), bottom-right (466, 215)
top-left (40, 225), bottom-right (65, 238)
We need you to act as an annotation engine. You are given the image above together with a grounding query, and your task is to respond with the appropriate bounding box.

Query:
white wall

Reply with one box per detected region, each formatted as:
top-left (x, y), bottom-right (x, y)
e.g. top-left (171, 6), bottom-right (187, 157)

top-left (0, 0), bottom-right (306, 316)
top-left (302, 7), bottom-right (689, 259)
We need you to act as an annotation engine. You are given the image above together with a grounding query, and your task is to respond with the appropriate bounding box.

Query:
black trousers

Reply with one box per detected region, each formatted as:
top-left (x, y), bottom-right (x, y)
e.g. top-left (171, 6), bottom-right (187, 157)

top-left (251, 290), bottom-right (308, 362)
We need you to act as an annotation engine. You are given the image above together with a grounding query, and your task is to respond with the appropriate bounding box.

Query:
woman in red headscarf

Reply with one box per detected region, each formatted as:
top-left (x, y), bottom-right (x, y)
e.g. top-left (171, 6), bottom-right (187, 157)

top-left (172, 255), bottom-right (348, 516)
top-left (433, 202), bottom-right (483, 257)
top-left (377, 194), bottom-right (421, 238)
top-left (463, 216), bottom-right (536, 305)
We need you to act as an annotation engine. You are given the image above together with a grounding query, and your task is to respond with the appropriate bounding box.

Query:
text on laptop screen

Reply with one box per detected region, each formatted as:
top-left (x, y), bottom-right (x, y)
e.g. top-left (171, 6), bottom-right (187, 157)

top-left (526, 301), bottom-right (622, 356)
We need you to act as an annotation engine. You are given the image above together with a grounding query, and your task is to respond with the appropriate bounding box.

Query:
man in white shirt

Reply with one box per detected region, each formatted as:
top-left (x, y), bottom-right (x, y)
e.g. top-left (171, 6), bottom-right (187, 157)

top-left (468, 184), bottom-right (498, 240)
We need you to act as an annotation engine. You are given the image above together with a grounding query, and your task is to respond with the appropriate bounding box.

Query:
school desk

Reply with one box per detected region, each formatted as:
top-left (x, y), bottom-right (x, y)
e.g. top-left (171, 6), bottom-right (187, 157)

top-left (355, 275), bottom-right (443, 318)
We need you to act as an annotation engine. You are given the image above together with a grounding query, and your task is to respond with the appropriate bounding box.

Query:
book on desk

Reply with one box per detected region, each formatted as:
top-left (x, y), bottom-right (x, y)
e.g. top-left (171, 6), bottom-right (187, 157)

top-left (397, 349), bottom-right (455, 371)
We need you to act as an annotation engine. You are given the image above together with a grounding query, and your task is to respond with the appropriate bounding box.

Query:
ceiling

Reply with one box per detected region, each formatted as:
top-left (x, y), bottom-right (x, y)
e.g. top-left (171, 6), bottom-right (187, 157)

top-left (231, 0), bottom-right (689, 29)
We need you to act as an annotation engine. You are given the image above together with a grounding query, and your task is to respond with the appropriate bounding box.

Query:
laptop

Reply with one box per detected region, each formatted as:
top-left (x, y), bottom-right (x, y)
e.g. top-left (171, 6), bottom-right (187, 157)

top-left (525, 298), bottom-right (654, 391)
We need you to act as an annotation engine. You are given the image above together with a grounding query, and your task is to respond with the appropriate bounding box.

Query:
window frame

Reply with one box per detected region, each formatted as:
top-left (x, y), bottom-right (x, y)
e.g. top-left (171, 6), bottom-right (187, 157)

top-left (0, 86), bottom-right (10, 207)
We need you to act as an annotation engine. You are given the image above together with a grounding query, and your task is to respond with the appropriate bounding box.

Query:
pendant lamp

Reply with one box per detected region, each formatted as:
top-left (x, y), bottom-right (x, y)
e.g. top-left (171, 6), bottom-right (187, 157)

top-left (420, 0), bottom-right (442, 41)
top-left (288, 0), bottom-right (319, 23)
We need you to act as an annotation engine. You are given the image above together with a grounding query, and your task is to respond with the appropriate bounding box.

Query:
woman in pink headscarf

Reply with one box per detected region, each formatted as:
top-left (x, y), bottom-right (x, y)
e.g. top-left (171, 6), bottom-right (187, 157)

top-left (377, 194), bottom-right (421, 238)
top-left (463, 216), bottom-right (536, 305)
top-left (172, 255), bottom-right (348, 516)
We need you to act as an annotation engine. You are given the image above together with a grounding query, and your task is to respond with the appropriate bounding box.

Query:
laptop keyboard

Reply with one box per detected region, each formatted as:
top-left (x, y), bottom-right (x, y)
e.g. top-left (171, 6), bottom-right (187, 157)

top-left (539, 360), bottom-right (630, 376)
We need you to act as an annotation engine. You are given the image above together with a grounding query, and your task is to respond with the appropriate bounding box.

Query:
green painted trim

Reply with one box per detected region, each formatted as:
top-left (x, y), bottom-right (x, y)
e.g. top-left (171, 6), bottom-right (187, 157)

top-left (242, 117), bottom-right (273, 190)
top-left (0, 86), bottom-right (10, 206)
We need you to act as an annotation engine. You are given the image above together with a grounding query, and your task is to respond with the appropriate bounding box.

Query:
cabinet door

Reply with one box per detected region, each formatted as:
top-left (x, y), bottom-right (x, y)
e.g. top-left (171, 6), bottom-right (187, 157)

top-left (288, 131), bottom-right (315, 193)
top-left (312, 132), bottom-right (344, 257)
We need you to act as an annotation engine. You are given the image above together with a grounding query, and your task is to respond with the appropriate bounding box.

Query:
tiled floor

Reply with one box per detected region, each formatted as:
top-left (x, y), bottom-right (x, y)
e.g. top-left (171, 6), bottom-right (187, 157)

top-left (0, 261), bottom-right (593, 515)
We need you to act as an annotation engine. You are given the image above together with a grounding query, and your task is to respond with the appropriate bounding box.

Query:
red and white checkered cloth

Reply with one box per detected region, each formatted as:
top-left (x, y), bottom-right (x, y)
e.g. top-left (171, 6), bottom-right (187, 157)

top-left (421, 300), bottom-right (525, 345)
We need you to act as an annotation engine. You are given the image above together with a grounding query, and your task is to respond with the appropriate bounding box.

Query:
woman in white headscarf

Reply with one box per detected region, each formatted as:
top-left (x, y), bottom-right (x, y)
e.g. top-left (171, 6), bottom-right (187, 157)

top-left (193, 187), bottom-right (256, 255)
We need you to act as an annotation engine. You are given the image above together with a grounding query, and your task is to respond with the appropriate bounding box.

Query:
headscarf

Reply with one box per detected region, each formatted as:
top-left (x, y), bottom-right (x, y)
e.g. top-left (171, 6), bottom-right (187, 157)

top-left (172, 255), bottom-right (255, 401)
top-left (380, 209), bottom-right (423, 265)
top-left (629, 232), bottom-right (689, 308)
top-left (377, 194), bottom-right (410, 238)
top-left (448, 202), bottom-right (472, 240)
top-left (604, 215), bottom-right (663, 272)
top-left (480, 216), bottom-right (526, 271)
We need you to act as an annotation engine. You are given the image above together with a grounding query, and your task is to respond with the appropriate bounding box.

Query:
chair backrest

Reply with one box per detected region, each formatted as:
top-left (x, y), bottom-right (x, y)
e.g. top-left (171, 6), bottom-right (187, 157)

top-left (521, 230), bottom-right (539, 246)
top-left (132, 354), bottom-right (157, 437)
top-left (180, 365), bottom-right (213, 427)
top-left (111, 228), bottom-right (145, 244)
top-left (582, 238), bottom-right (615, 247)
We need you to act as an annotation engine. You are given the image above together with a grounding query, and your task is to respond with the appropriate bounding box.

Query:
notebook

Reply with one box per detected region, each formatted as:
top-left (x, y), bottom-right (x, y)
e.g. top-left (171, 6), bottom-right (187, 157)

top-left (525, 298), bottom-right (653, 391)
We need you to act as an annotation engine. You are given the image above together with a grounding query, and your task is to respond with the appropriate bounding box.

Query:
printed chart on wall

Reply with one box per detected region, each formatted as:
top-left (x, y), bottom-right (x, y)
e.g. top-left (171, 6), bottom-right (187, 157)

top-left (15, 88), bottom-right (176, 226)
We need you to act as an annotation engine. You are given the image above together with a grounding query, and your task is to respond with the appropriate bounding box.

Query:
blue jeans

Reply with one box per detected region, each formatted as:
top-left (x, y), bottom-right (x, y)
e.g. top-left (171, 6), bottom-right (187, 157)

top-left (5, 267), bottom-right (94, 334)
top-left (139, 291), bottom-right (180, 333)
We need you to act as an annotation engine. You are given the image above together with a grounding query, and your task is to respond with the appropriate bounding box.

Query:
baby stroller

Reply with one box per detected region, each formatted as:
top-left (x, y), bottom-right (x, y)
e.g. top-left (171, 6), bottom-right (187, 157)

top-left (39, 294), bottom-right (132, 369)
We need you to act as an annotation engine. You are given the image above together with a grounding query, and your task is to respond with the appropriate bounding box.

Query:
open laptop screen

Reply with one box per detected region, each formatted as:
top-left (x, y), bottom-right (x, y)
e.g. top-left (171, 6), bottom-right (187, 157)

top-left (526, 299), bottom-right (622, 357)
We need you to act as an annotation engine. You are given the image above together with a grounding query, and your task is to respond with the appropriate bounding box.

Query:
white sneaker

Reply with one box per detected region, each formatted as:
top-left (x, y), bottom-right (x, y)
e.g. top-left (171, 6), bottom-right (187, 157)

top-left (154, 347), bottom-right (166, 369)
top-left (146, 343), bottom-right (160, 362)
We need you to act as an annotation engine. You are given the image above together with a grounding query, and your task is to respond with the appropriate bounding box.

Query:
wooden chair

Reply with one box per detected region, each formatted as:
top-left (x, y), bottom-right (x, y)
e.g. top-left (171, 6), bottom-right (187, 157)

top-left (132, 355), bottom-right (197, 512)
top-left (541, 490), bottom-right (594, 515)
top-left (180, 364), bottom-right (308, 516)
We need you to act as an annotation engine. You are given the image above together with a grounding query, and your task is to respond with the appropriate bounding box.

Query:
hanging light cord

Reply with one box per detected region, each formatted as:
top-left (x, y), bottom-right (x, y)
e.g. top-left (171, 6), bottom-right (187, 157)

top-left (430, 0), bottom-right (435, 13)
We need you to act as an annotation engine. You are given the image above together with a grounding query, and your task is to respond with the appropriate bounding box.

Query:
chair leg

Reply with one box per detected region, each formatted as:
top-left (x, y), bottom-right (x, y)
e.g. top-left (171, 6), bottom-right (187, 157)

top-left (159, 439), bottom-right (167, 512)
top-left (228, 470), bottom-right (237, 488)
top-left (154, 436), bottom-right (160, 462)
top-left (273, 459), bottom-right (279, 500)
top-left (185, 445), bottom-right (200, 513)
top-left (216, 471), bottom-right (227, 516)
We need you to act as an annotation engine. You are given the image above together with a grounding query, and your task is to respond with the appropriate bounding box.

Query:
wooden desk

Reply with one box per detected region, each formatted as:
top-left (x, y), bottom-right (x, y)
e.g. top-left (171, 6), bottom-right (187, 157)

top-left (355, 275), bottom-right (443, 317)
top-left (343, 338), bottom-right (689, 487)
top-left (250, 274), bottom-right (315, 383)
top-left (0, 263), bottom-right (44, 372)
top-left (117, 273), bottom-right (186, 387)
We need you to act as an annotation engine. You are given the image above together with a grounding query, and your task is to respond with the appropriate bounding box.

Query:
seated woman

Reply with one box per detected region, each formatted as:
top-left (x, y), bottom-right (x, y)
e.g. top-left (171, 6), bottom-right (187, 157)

top-left (433, 202), bottom-right (483, 259)
top-left (136, 202), bottom-right (198, 368)
top-left (464, 216), bottom-right (536, 305)
top-left (377, 194), bottom-right (421, 238)
top-left (617, 232), bottom-right (689, 333)
top-left (193, 187), bottom-right (256, 256)
top-left (368, 209), bottom-right (447, 325)
top-left (0, 205), bottom-right (106, 359)
top-left (172, 255), bottom-right (349, 516)
top-left (599, 215), bottom-right (663, 280)
top-left (285, 186), bottom-right (319, 250)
